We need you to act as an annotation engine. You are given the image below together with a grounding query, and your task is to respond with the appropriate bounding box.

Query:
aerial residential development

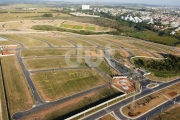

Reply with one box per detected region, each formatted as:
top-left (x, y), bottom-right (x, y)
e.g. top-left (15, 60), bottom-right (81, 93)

top-left (0, 0), bottom-right (180, 120)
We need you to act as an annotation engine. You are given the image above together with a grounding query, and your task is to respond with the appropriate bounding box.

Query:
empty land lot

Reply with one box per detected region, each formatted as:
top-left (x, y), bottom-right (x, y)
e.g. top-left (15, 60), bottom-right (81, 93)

top-left (21, 48), bottom-right (103, 58)
top-left (65, 37), bottom-right (95, 47)
top-left (0, 40), bottom-right (17, 46)
top-left (27, 34), bottom-right (73, 47)
top-left (1, 56), bottom-right (34, 116)
top-left (24, 58), bottom-right (87, 70)
top-left (92, 58), bottom-right (115, 76)
top-left (1, 34), bottom-right (47, 47)
top-left (23, 86), bottom-right (119, 120)
top-left (77, 36), bottom-right (118, 49)
top-left (60, 21), bottom-right (109, 32)
top-left (31, 69), bottom-right (106, 101)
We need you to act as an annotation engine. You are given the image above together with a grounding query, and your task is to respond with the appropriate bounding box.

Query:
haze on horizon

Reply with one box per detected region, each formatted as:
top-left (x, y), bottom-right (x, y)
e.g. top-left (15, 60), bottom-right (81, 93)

top-left (49, 0), bottom-right (180, 6)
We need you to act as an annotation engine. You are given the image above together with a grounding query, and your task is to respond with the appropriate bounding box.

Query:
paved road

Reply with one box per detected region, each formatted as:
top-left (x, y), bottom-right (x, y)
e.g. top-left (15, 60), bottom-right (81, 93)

top-left (84, 78), bottom-right (180, 120)
top-left (85, 56), bottom-right (113, 84)
top-left (104, 49), bottom-right (135, 76)
top-left (12, 84), bottom-right (108, 120)
top-left (9, 38), bottom-right (110, 119)
top-left (16, 49), bottom-right (44, 104)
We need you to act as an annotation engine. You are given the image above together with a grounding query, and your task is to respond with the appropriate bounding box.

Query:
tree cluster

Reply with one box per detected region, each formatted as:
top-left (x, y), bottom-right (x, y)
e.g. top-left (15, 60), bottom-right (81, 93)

top-left (134, 54), bottom-right (180, 72)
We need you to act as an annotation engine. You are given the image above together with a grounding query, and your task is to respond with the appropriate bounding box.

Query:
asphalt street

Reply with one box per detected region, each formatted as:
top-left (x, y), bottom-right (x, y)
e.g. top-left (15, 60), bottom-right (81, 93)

top-left (16, 49), bottom-right (44, 104)
top-left (3, 34), bottom-right (180, 120)
top-left (12, 84), bottom-right (108, 120)
top-left (84, 78), bottom-right (180, 120)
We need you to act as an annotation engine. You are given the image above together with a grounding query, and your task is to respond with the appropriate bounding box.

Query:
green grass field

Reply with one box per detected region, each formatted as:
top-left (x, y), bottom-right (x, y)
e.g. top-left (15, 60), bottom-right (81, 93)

top-left (1, 34), bottom-right (47, 47)
top-left (1, 56), bottom-right (34, 115)
top-left (73, 25), bottom-right (83, 30)
top-left (24, 58), bottom-right (87, 70)
top-left (85, 26), bottom-right (95, 31)
top-left (60, 24), bottom-right (70, 28)
top-left (31, 69), bottom-right (106, 101)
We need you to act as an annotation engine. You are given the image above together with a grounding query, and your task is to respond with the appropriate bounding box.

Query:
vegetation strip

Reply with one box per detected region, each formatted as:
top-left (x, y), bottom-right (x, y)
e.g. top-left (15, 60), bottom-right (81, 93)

top-left (0, 60), bottom-right (11, 120)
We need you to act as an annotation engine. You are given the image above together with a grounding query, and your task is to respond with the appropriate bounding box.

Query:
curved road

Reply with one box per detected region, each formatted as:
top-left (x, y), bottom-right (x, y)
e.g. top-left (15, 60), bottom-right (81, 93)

top-left (84, 78), bottom-right (180, 120)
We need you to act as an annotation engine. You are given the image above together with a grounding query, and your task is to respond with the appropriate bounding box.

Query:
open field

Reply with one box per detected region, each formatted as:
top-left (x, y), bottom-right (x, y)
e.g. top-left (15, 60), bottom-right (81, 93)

top-left (130, 50), bottom-right (154, 57)
top-left (0, 40), bottom-right (17, 46)
top-left (26, 34), bottom-right (73, 47)
top-left (21, 48), bottom-right (103, 58)
top-left (151, 104), bottom-right (180, 120)
top-left (122, 82), bottom-right (180, 118)
top-left (21, 49), bottom-right (68, 57)
top-left (76, 36), bottom-right (118, 49)
top-left (131, 41), bottom-right (161, 52)
top-left (92, 59), bottom-right (115, 76)
top-left (0, 12), bottom-right (70, 21)
top-left (60, 24), bottom-right (71, 28)
top-left (21, 48), bottom-right (81, 57)
top-left (73, 25), bottom-right (83, 30)
top-left (145, 74), bottom-right (180, 82)
top-left (1, 56), bottom-right (34, 116)
top-left (113, 50), bottom-right (129, 59)
top-left (85, 26), bottom-right (96, 31)
top-left (24, 58), bottom-right (87, 70)
top-left (60, 21), bottom-right (111, 32)
top-left (67, 37), bottom-right (95, 46)
top-left (31, 69), bottom-right (106, 101)
top-left (23, 86), bottom-right (120, 120)
top-left (1, 34), bottom-right (47, 47)
top-left (127, 31), bottom-right (180, 46)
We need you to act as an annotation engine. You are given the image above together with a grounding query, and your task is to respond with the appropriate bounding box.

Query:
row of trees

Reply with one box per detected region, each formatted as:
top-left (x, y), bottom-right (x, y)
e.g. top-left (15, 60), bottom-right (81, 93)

top-left (32, 25), bottom-right (117, 35)
top-left (134, 54), bottom-right (180, 72)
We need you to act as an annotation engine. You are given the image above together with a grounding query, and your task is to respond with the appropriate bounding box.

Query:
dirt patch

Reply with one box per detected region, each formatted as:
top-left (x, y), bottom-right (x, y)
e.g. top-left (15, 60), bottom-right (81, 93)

top-left (90, 50), bottom-right (104, 57)
top-left (118, 50), bottom-right (130, 58)
top-left (70, 25), bottom-right (74, 29)
top-left (112, 78), bottom-right (136, 93)
top-left (95, 26), bottom-right (99, 31)
top-left (83, 24), bottom-right (88, 29)
top-left (168, 92), bottom-right (177, 97)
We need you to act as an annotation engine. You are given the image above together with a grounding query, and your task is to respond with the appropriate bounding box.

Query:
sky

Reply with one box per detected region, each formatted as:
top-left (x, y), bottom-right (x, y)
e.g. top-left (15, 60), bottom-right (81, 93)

top-left (61, 0), bottom-right (180, 6)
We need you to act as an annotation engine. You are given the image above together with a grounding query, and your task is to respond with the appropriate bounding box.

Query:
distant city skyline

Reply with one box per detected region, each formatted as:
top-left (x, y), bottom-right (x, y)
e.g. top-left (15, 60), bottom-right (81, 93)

top-left (47, 0), bottom-right (180, 6)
